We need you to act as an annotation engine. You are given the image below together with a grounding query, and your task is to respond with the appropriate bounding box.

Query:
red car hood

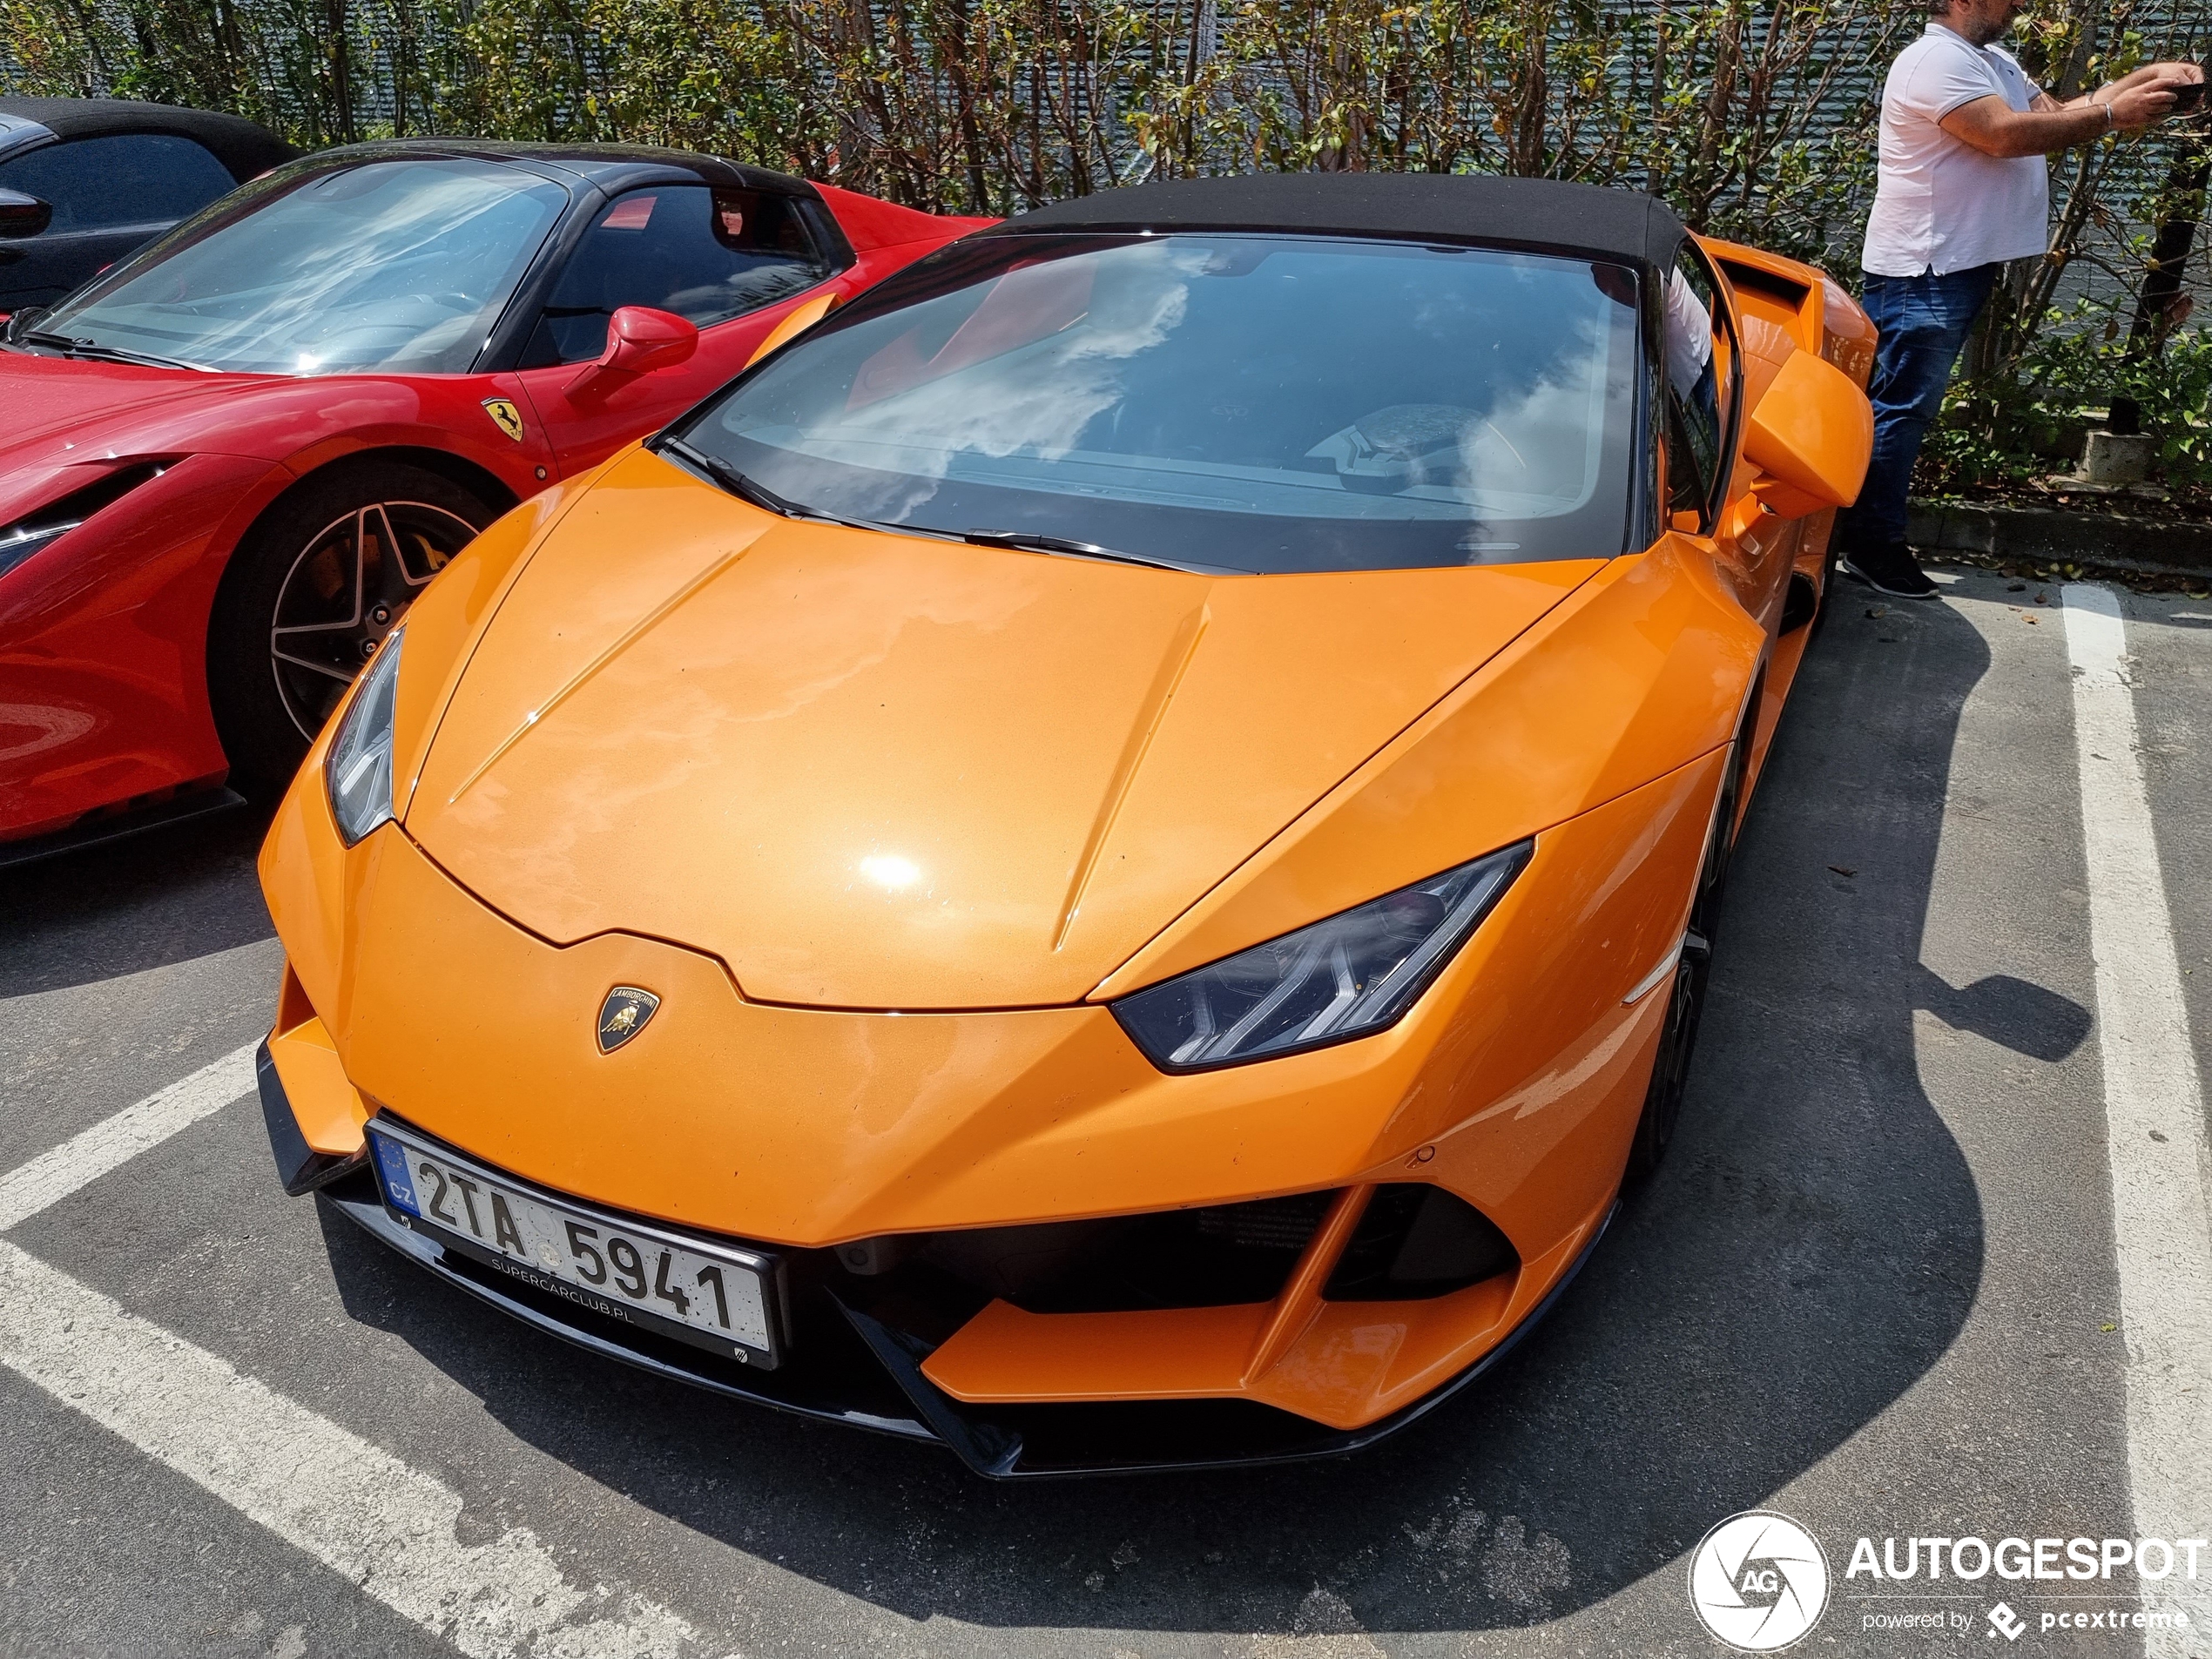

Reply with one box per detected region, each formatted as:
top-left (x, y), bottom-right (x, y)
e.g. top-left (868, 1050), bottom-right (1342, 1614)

top-left (0, 353), bottom-right (264, 512)
top-left (0, 351), bottom-right (227, 453)
top-left (0, 351), bottom-right (462, 530)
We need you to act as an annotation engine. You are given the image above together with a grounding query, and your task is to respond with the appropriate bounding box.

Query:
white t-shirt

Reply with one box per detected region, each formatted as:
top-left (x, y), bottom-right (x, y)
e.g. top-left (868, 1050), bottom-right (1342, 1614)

top-left (1862, 24), bottom-right (2050, 278)
top-left (1662, 267), bottom-right (1714, 394)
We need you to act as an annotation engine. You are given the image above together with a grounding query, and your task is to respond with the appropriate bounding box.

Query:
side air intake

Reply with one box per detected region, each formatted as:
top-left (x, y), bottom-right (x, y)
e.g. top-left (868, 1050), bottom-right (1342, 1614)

top-left (0, 460), bottom-right (176, 580)
top-left (1325, 1184), bottom-right (1519, 1301)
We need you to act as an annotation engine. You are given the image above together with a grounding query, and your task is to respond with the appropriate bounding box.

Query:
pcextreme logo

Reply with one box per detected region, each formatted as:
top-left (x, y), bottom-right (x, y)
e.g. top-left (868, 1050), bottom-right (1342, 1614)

top-left (1688, 1511), bottom-right (1831, 1651)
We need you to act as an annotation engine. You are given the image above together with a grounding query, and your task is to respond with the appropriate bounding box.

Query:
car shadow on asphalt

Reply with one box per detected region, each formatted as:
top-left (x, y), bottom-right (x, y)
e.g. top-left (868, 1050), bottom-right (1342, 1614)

top-left (317, 590), bottom-right (2011, 1641)
top-left (0, 801), bottom-right (276, 999)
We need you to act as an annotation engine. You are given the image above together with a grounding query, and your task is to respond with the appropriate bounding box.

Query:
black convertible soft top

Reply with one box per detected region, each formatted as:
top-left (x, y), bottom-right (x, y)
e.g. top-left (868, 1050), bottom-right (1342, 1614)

top-left (0, 97), bottom-right (294, 182)
top-left (988, 172), bottom-right (1689, 274)
top-left (278, 138), bottom-right (823, 202)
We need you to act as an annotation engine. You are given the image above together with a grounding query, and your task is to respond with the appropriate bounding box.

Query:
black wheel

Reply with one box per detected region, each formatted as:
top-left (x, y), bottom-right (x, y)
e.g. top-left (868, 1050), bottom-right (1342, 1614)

top-left (208, 460), bottom-right (497, 793)
top-left (1623, 719), bottom-right (1750, 1183)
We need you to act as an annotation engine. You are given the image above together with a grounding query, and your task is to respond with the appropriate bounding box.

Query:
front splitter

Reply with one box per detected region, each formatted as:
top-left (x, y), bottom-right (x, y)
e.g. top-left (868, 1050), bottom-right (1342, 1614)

top-left (317, 1170), bottom-right (1613, 1479)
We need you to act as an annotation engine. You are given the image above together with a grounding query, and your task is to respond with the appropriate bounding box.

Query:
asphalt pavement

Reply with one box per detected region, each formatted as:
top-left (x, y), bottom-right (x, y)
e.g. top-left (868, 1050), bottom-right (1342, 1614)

top-left (2, 563), bottom-right (2209, 1658)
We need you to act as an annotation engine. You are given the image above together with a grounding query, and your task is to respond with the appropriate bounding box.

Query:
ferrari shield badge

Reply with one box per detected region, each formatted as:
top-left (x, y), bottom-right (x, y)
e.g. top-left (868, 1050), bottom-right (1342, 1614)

top-left (597, 987), bottom-right (660, 1053)
top-left (482, 397), bottom-right (527, 442)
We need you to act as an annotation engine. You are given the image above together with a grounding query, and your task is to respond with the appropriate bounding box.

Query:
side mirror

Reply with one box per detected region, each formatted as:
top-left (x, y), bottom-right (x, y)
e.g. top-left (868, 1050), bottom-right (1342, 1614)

top-left (0, 188), bottom-right (53, 239)
top-left (565, 306), bottom-right (698, 404)
top-left (1740, 349), bottom-right (1873, 520)
top-left (744, 291), bottom-right (843, 371)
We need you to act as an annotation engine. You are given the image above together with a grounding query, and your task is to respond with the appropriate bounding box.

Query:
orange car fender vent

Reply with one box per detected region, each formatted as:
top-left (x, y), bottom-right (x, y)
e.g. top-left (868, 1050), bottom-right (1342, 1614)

top-left (1718, 259), bottom-right (1812, 314)
top-left (1780, 569), bottom-right (1819, 634)
top-left (1322, 1184), bottom-right (1520, 1302)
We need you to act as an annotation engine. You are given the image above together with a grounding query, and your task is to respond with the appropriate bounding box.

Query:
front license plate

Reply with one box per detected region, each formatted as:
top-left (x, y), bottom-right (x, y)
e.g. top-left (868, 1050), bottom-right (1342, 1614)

top-left (365, 1117), bottom-right (780, 1366)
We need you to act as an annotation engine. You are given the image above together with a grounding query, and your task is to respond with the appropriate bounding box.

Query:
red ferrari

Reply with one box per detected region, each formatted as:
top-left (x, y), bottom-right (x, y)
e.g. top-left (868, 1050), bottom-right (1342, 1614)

top-left (0, 139), bottom-right (986, 858)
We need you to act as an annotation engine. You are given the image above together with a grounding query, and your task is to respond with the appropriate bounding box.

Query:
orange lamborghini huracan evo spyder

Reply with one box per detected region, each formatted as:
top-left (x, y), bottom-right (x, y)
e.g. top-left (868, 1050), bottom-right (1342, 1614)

top-left (256, 173), bottom-right (1874, 1475)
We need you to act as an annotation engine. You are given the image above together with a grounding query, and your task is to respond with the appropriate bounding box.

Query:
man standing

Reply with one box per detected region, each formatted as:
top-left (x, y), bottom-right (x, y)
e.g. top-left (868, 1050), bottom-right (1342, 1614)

top-left (1838, 0), bottom-right (2202, 598)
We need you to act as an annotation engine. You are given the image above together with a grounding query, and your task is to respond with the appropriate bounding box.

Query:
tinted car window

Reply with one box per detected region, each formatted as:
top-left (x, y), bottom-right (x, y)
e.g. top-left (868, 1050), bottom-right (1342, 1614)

top-left (676, 233), bottom-right (1640, 572)
top-left (0, 134), bottom-right (235, 232)
top-left (36, 158), bottom-right (567, 374)
top-left (523, 185), bottom-right (830, 366)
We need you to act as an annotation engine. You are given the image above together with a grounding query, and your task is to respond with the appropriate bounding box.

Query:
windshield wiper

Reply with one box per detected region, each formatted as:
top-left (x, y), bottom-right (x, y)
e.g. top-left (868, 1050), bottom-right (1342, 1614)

top-left (651, 435), bottom-right (806, 517)
top-left (650, 439), bottom-right (1215, 570)
top-left (650, 435), bottom-right (958, 542)
top-left (22, 330), bottom-right (203, 372)
top-left (962, 529), bottom-right (1238, 576)
top-left (645, 437), bottom-right (805, 517)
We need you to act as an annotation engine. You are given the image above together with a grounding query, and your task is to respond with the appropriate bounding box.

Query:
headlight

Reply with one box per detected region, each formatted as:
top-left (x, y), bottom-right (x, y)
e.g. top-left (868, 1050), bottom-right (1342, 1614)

top-left (0, 521), bottom-right (74, 579)
top-left (1111, 841), bottom-right (1531, 1071)
top-left (326, 628), bottom-right (403, 846)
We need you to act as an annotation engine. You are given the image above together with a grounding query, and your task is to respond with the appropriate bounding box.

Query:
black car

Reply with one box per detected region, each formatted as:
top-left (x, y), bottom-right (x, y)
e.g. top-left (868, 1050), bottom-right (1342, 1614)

top-left (0, 97), bottom-right (293, 313)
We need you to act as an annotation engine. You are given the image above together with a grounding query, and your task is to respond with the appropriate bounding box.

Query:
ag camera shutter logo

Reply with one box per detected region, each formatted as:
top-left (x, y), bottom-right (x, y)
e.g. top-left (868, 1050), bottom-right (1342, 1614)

top-left (1688, 1510), bottom-right (1831, 1650)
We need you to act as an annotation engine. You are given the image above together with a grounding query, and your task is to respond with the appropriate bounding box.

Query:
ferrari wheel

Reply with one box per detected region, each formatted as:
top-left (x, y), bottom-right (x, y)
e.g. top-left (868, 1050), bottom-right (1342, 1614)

top-left (210, 460), bottom-right (499, 793)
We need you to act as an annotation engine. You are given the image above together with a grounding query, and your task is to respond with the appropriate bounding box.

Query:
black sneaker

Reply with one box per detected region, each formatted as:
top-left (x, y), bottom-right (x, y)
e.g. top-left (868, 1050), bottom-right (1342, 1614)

top-left (1840, 540), bottom-right (1939, 600)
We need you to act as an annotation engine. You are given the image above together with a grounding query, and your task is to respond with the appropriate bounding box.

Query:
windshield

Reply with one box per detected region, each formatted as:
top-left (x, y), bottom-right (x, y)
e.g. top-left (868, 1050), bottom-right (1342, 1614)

top-left (675, 232), bottom-right (1641, 572)
top-left (35, 158), bottom-right (568, 375)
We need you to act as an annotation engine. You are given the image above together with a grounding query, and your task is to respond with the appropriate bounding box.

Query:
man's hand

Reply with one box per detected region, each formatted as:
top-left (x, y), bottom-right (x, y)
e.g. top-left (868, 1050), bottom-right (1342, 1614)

top-left (2090, 62), bottom-right (2205, 131)
top-left (1943, 64), bottom-right (2202, 157)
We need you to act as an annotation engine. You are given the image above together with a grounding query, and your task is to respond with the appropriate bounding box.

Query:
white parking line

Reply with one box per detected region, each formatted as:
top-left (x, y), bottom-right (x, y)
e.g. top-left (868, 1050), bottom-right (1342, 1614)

top-left (0, 1051), bottom-right (700, 1658)
top-left (0, 1241), bottom-right (696, 1658)
top-left (0, 1040), bottom-right (259, 1231)
top-left (2061, 583), bottom-right (2212, 1652)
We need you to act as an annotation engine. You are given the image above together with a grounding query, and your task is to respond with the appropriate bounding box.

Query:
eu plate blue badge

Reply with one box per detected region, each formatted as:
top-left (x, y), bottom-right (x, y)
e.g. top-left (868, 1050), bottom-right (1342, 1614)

top-left (368, 1129), bottom-right (421, 1217)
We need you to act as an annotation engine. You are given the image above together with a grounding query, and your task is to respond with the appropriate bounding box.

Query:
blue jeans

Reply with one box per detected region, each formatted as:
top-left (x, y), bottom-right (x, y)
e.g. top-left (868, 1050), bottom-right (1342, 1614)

top-left (1839, 264), bottom-right (2000, 549)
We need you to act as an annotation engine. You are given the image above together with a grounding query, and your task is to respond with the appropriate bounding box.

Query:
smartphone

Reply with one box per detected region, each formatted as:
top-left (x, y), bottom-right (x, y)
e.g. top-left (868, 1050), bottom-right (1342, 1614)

top-left (2171, 78), bottom-right (2208, 114)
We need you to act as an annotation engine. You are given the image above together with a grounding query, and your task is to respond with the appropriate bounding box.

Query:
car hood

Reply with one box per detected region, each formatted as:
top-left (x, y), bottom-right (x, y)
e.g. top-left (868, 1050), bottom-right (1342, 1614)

top-left (405, 447), bottom-right (1603, 1008)
top-left (0, 351), bottom-right (219, 455)
top-left (0, 352), bottom-right (268, 513)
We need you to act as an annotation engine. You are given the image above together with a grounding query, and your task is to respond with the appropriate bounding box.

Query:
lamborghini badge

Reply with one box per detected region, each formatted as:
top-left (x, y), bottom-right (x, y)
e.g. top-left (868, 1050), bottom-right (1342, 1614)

top-left (482, 397), bottom-right (527, 442)
top-left (597, 986), bottom-right (660, 1053)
